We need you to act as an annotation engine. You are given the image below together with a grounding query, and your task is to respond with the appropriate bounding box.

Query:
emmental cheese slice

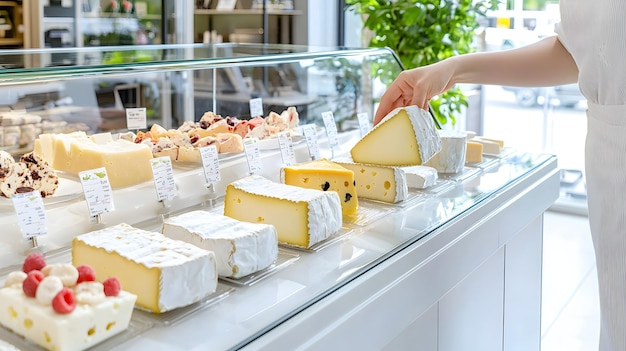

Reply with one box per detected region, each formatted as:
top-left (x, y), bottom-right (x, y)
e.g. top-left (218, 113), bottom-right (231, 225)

top-left (224, 175), bottom-right (342, 249)
top-left (350, 105), bottom-right (441, 166)
top-left (333, 157), bottom-right (408, 204)
top-left (72, 223), bottom-right (217, 314)
top-left (281, 159), bottom-right (358, 215)
top-left (162, 211), bottom-right (278, 278)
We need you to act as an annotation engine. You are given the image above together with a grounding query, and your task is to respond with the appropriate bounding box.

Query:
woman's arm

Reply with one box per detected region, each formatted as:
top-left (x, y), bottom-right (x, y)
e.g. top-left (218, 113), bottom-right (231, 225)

top-left (374, 36), bottom-right (579, 124)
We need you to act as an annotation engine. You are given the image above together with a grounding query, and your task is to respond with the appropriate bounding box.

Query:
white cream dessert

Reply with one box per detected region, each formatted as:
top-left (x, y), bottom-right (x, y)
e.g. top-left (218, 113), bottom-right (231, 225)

top-left (0, 254), bottom-right (136, 351)
top-left (224, 175), bottom-right (342, 249)
top-left (72, 223), bottom-right (217, 314)
top-left (162, 211), bottom-right (278, 279)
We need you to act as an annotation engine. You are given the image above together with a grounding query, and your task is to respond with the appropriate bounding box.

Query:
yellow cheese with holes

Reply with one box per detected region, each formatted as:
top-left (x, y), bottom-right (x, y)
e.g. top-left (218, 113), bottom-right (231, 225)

top-left (224, 175), bottom-right (342, 249)
top-left (35, 133), bottom-right (153, 188)
top-left (72, 223), bottom-right (217, 314)
top-left (465, 141), bottom-right (483, 163)
top-left (281, 159), bottom-right (358, 215)
top-left (350, 106), bottom-right (441, 166)
top-left (333, 157), bottom-right (408, 203)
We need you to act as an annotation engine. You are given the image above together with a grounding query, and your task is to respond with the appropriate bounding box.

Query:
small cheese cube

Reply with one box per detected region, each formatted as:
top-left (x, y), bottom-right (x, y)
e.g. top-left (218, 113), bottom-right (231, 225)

top-left (466, 141), bottom-right (483, 163)
top-left (281, 159), bottom-right (358, 215)
top-left (224, 175), bottom-right (342, 249)
top-left (350, 106), bottom-right (441, 166)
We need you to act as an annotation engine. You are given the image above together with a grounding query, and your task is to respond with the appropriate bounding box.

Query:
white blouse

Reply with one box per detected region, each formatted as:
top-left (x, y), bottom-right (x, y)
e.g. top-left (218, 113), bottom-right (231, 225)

top-left (555, 0), bottom-right (626, 105)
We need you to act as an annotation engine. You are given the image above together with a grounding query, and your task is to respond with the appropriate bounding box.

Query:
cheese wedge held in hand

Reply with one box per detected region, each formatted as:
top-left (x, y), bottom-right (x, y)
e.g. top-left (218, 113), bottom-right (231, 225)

top-left (350, 106), bottom-right (441, 166)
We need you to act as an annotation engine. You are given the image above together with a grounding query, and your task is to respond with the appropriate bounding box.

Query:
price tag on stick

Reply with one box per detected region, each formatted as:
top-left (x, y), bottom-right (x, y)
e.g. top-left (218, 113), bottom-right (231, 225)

top-left (322, 111), bottom-right (339, 158)
top-left (249, 98), bottom-right (264, 118)
top-left (302, 124), bottom-right (321, 160)
top-left (125, 107), bottom-right (147, 130)
top-left (277, 131), bottom-right (296, 166)
top-left (243, 138), bottom-right (262, 174)
top-left (79, 167), bottom-right (115, 218)
top-left (12, 192), bottom-right (47, 240)
top-left (200, 144), bottom-right (221, 184)
top-left (357, 112), bottom-right (371, 137)
top-left (150, 157), bottom-right (178, 202)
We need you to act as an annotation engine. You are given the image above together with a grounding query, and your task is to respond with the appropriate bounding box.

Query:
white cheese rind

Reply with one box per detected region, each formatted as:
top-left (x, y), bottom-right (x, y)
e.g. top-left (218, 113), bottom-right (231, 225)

top-left (227, 175), bottom-right (342, 247)
top-left (0, 286), bottom-right (135, 351)
top-left (162, 211), bottom-right (278, 278)
top-left (74, 223), bottom-right (217, 313)
top-left (401, 165), bottom-right (439, 189)
top-left (425, 130), bottom-right (467, 174)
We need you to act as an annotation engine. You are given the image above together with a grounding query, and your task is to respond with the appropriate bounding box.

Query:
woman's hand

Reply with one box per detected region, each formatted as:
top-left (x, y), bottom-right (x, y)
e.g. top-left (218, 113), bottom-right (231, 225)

top-left (374, 59), bottom-right (456, 124)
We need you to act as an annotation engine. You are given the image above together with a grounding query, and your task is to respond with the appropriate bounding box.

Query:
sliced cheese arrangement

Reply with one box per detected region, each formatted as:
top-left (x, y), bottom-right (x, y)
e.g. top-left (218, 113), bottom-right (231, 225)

top-left (34, 131), bottom-right (153, 188)
top-left (0, 253), bottom-right (136, 351)
top-left (281, 158), bottom-right (358, 215)
top-left (72, 223), bottom-right (218, 314)
top-left (224, 175), bottom-right (342, 249)
top-left (162, 211), bottom-right (278, 279)
top-left (350, 105), bottom-right (441, 166)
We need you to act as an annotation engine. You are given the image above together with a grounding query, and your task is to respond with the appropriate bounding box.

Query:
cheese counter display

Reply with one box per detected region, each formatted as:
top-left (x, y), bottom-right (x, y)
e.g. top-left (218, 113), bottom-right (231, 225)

top-left (0, 44), bottom-right (558, 351)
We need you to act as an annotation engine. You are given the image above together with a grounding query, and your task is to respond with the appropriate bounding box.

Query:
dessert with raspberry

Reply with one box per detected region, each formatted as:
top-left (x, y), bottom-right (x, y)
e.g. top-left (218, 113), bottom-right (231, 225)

top-left (0, 253), bottom-right (136, 351)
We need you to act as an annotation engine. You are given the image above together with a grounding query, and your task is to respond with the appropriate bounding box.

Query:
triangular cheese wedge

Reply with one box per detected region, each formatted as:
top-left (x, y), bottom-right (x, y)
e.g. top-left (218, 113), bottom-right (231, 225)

top-left (350, 106), bottom-right (441, 166)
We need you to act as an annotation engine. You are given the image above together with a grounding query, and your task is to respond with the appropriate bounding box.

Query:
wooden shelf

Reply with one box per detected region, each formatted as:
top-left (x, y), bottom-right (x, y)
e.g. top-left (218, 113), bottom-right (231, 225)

top-left (0, 37), bottom-right (23, 46)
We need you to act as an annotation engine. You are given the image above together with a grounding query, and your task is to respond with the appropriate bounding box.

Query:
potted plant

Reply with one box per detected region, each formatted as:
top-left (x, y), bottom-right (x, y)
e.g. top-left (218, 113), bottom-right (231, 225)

top-left (346, 0), bottom-right (500, 125)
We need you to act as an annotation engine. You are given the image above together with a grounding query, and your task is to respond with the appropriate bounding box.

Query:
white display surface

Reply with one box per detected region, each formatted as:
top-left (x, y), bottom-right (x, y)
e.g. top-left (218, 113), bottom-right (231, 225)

top-left (0, 131), bottom-right (559, 351)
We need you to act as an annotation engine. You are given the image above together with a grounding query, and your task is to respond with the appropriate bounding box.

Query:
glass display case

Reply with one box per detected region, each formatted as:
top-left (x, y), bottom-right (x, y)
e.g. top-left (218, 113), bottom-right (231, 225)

top-left (0, 44), bottom-right (558, 351)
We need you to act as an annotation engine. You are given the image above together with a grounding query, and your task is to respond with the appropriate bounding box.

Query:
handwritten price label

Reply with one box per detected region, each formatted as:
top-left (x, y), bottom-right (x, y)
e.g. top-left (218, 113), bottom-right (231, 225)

top-left (302, 124), bottom-right (321, 160)
top-left (200, 144), bottom-right (221, 184)
top-left (277, 132), bottom-right (296, 166)
top-left (321, 111), bottom-right (339, 147)
top-left (12, 192), bottom-right (47, 239)
top-left (150, 157), bottom-right (178, 201)
top-left (243, 138), bottom-right (262, 174)
top-left (125, 107), bottom-right (147, 130)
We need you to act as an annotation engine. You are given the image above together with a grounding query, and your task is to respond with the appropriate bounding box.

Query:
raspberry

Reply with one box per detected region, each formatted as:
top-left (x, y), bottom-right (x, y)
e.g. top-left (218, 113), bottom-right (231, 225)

top-left (22, 270), bottom-right (44, 298)
top-left (76, 265), bottom-right (96, 284)
top-left (22, 253), bottom-right (46, 273)
top-left (103, 277), bottom-right (121, 297)
top-left (52, 288), bottom-right (76, 314)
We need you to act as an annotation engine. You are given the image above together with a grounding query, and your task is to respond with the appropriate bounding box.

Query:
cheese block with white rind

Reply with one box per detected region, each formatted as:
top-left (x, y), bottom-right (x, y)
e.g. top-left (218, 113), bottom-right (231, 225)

top-left (424, 130), bottom-right (467, 174)
top-left (72, 223), bottom-right (217, 314)
top-left (281, 159), bottom-right (358, 215)
top-left (162, 211), bottom-right (278, 278)
top-left (333, 157), bottom-right (408, 204)
top-left (350, 106), bottom-right (441, 166)
top-left (224, 175), bottom-right (342, 249)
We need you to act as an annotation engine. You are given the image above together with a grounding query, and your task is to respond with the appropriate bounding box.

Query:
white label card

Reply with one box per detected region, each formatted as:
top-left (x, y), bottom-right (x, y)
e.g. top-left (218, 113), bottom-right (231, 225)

top-left (150, 157), bottom-right (178, 201)
top-left (243, 137), bottom-right (262, 174)
top-left (249, 98), bottom-right (264, 118)
top-left (357, 112), bottom-right (371, 137)
top-left (12, 192), bottom-right (47, 239)
top-left (302, 124), bottom-right (321, 160)
top-left (200, 144), bottom-right (221, 184)
top-left (321, 111), bottom-right (339, 147)
top-left (125, 107), bottom-right (147, 130)
top-left (79, 167), bottom-right (115, 217)
top-left (277, 131), bottom-right (296, 166)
